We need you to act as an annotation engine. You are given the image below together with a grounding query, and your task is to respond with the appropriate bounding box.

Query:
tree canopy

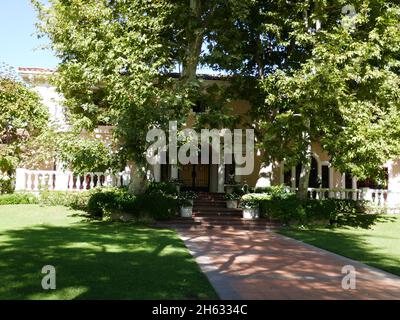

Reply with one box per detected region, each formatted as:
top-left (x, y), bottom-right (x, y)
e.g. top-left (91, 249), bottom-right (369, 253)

top-left (0, 67), bottom-right (49, 192)
top-left (33, 0), bottom-right (400, 195)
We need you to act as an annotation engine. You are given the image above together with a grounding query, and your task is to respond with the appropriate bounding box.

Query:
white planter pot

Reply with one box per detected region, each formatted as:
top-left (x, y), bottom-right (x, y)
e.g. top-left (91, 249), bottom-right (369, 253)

top-left (180, 206), bottom-right (193, 218)
top-left (242, 207), bottom-right (259, 220)
top-left (226, 200), bottom-right (238, 209)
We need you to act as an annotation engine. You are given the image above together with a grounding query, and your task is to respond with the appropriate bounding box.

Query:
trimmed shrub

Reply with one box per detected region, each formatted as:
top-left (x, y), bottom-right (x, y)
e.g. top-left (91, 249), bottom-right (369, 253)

top-left (39, 190), bottom-right (92, 210)
top-left (0, 187), bottom-right (179, 222)
top-left (240, 193), bottom-right (271, 208)
top-left (0, 192), bottom-right (39, 205)
top-left (87, 192), bottom-right (117, 217)
top-left (253, 185), bottom-right (294, 198)
top-left (147, 181), bottom-right (178, 195)
top-left (87, 188), bottom-right (136, 218)
top-left (254, 195), bottom-right (368, 225)
top-left (224, 192), bottom-right (241, 200)
top-left (135, 192), bottom-right (178, 220)
top-left (179, 191), bottom-right (197, 200)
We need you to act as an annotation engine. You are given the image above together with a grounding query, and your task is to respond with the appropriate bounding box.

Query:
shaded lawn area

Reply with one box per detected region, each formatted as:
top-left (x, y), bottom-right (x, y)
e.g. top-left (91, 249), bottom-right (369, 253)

top-left (280, 214), bottom-right (400, 277)
top-left (0, 205), bottom-right (218, 300)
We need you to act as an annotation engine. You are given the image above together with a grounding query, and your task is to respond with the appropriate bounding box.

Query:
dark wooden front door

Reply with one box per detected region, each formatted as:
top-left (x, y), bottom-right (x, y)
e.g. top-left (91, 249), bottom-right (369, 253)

top-left (180, 164), bottom-right (210, 191)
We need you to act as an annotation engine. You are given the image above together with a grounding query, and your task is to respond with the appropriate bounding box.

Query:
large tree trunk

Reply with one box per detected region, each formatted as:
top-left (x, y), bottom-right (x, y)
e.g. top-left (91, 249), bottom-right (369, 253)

top-left (128, 163), bottom-right (149, 195)
top-left (297, 119), bottom-right (312, 199)
top-left (181, 0), bottom-right (203, 82)
top-left (297, 147), bottom-right (312, 199)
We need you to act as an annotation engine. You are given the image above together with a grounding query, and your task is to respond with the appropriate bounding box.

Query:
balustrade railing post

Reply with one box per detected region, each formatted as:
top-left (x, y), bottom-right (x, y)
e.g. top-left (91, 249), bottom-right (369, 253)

top-left (33, 173), bottom-right (40, 191)
top-left (76, 174), bottom-right (82, 190)
top-left (89, 173), bottom-right (94, 189)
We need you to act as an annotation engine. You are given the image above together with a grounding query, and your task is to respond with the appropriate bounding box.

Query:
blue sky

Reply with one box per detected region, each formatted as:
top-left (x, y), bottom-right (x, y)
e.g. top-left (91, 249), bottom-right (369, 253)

top-left (0, 1), bottom-right (220, 75)
top-left (0, 0), bottom-right (59, 69)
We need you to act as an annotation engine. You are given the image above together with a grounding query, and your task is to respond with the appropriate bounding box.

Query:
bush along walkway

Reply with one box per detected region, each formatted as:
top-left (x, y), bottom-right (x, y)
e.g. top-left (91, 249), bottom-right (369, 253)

top-left (179, 228), bottom-right (400, 300)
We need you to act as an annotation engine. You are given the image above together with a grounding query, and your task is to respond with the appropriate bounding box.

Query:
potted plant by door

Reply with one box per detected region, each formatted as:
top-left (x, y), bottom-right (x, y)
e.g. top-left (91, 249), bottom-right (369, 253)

top-left (180, 191), bottom-right (198, 206)
top-left (179, 192), bottom-right (196, 218)
top-left (224, 193), bottom-right (240, 208)
top-left (240, 194), bottom-right (260, 219)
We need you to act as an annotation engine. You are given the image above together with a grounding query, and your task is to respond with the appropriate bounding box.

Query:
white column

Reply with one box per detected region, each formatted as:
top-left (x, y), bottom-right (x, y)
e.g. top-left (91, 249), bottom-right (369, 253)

top-left (153, 164), bottom-right (161, 182)
top-left (352, 177), bottom-right (358, 200)
top-left (218, 163), bottom-right (225, 193)
top-left (329, 166), bottom-right (334, 198)
top-left (15, 168), bottom-right (26, 191)
top-left (171, 164), bottom-right (178, 180)
top-left (234, 162), bottom-right (241, 184)
top-left (341, 173), bottom-right (346, 199)
top-left (386, 160), bottom-right (400, 208)
top-left (291, 166), bottom-right (296, 189)
top-left (317, 162), bottom-right (322, 186)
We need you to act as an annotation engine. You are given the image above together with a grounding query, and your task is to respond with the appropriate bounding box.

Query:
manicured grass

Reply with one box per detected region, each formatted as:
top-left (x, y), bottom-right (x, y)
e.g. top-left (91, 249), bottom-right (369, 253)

top-left (0, 205), bottom-right (218, 300)
top-left (280, 215), bottom-right (400, 276)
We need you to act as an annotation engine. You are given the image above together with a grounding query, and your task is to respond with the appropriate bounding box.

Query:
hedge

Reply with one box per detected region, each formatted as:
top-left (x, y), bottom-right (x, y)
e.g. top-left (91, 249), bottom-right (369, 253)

top-left (0, 193), bottom-right (39, 205)
top-left (257, 195), bottom-right (368, 225)
top-left (0, 186), bottom-right (179, 221)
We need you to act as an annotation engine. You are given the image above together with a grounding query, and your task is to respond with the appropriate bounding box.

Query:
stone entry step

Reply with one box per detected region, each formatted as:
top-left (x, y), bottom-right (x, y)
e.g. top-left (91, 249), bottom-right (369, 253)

top-left (192, 212), bottom-right (242, 217)
top-left (192, 207), bottom-right (242, 213)
top-left (152, 192), bottom-right (277, 231)
top-left (193, 200), bottom-right (226, 207)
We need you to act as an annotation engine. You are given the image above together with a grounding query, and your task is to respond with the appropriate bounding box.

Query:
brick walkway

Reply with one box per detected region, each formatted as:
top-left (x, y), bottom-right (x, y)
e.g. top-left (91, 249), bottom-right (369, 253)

top-left (179, 229), bottom-right (400, 299)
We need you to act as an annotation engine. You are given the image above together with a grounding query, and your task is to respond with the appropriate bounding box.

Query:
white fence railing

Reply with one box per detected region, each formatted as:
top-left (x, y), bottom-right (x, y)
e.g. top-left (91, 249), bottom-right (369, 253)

top-left (15, 168), bottom-right (131, 192)
top-left (288, 187), bottom-right (399, 208)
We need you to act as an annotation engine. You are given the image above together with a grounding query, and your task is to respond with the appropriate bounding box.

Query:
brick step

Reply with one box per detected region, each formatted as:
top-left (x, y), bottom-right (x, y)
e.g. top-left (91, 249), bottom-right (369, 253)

top-left (155, 217), bottom-right (271, 225)
top-left (155, 218), bottom-right (201, 225)
top-left (192, 215), bottom-right (249, 221)
top-left (178, 225), bottom-right (268, 231)
top-left (195, 198), bottom-right (226, 203)
top-left (192, 206), bottom-right (242, 212)
top-left (192, 211), bottom-right (242, 217)
top-left (194, 219), bottom-right (267, 226)
top-left (193, 201), bottom-right (226, 207)
top-left (197, 192), bottom-right (225, 196)
top-left (153, 219), bottom-right (278, 231)
top-left (196, 194), bottom-right (225, 199)
top-left (194, 199), bottom-right (226, 203)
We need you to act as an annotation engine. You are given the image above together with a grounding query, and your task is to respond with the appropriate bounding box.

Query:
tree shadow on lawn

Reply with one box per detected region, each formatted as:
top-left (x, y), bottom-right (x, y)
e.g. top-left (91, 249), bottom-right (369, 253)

top-left (282, 215), bottom-right (400, 277)
top-left (335, 213), bottom-right (397, 229)
top-left (0, 221), bottom-right (218, 300)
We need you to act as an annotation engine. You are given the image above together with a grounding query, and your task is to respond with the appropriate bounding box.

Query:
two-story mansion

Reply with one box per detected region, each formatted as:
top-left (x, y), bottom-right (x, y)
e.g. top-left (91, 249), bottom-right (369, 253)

top-left (15, 67), bottom-right (400, 210)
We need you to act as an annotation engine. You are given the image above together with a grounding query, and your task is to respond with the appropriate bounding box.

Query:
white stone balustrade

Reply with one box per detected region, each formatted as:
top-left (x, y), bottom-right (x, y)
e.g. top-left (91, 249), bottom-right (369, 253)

top-left (286, 187), bottom-right (399, 209)
top-left (15, 168), bottom-right (131, 192)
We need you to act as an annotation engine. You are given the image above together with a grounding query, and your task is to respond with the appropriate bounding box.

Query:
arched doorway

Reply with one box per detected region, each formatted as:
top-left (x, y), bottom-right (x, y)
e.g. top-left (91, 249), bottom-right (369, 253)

top-left (180, 163), bottom-right (210, 191)
top-left (179, 147), bottom-right (211, 192)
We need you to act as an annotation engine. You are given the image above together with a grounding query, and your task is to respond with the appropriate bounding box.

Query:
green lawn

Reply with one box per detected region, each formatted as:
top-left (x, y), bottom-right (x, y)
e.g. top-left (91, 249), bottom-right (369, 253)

top-left (280, 215), bottom-right (400, 276)
top-left (0, 205), bottom-right (218, 300)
